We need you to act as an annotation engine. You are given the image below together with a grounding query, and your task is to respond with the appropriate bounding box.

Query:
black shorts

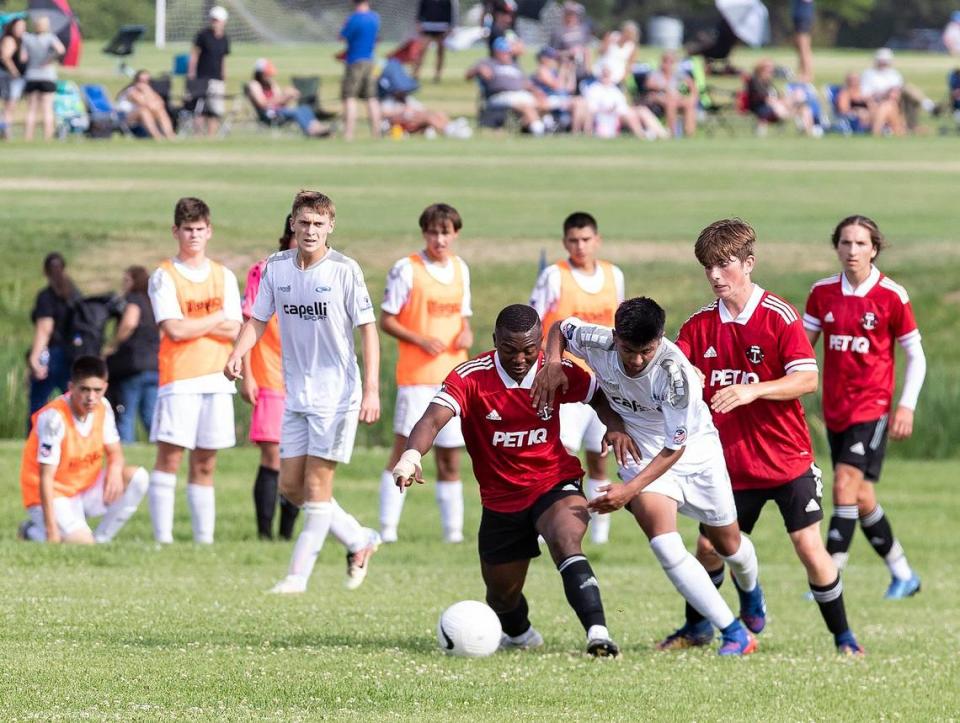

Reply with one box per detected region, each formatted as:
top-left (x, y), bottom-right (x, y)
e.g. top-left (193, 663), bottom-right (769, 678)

top-left (792, 0), bottom-right (815, 33)
top-left (733, 465), bottom-right (824, 534)
top-left (478, 479), bottom-right (584, 565)
top-left (25, 80), bottom-right (57, 95)
top-left (827, 415), bottom-right (888, 482)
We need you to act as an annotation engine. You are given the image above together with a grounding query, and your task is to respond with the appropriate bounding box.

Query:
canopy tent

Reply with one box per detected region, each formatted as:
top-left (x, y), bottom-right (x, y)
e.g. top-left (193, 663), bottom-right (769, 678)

top-left (715, 0), bottom-right (770, 47)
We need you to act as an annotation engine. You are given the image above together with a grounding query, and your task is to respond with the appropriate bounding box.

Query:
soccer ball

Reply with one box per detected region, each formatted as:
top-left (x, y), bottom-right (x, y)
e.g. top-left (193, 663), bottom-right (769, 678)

top-left (436, 600), bottom-right (502, 658)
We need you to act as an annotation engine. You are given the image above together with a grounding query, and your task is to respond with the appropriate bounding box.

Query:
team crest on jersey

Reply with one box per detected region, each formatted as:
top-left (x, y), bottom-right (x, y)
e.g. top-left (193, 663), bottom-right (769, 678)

top-left (745, 345), bottom-right (764, 364)
top-left (672, 427), bottom-right (687, 446)
top-left (861, 311), bottom-right (878, 331)
top-left (315, 285), bottom-right (331, 293)
top-left (537, 405), bottom-right (554, 421)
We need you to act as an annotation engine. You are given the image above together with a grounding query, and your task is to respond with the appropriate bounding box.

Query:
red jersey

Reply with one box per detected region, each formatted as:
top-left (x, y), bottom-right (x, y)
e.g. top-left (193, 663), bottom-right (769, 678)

top-left (804, 267), bottom-right (919, 431)
top-left (676, 285), bottom-right (819, 490)
top-left (432, 350), bottom-right (595, 513)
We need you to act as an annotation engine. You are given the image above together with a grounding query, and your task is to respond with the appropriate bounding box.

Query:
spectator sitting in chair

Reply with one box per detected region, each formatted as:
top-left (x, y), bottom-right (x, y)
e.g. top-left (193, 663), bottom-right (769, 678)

top-left (860, 48), bottom-right (905, 136)
top-left (746, 58), bottom-right (817, 136)
top-left (584, 64), bottom-right (667, 140)
top-left (531, 46), bottom-right (588, 132)
top-left (188, 5), bottom-right (230, 136)
top-left (116, 70), bottom-right (176, 140)
top-left (467, 36), bottom-right (549, 136)
top-left (381, 89), bottom-right (472, 138)
top-left (246, 58), bottom-right (329, 138)
top-left (643, 50), bottom-right (698, 138)
top-left (834, 72), bottom-right (872, 132)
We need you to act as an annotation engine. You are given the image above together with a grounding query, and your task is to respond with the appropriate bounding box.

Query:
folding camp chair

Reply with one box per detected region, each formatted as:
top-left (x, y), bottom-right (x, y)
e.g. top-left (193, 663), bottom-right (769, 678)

top-left (81, 84), bottom-right (121, 138)
top-left (103, 25), bottom-right (145, 77)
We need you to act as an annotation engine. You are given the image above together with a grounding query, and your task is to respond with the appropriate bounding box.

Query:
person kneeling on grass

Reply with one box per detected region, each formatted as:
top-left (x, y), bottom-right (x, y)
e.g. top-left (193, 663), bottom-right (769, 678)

top-left (18, 355), bottom-right (149, 544)
top-left (394, 304), bottom-right (630, 657)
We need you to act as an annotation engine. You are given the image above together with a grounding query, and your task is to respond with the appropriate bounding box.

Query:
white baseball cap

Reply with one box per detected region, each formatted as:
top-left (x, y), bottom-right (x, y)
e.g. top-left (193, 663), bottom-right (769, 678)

top-left (209, 5), bottom-right (229, 22)
top-left (875, 47), bottom-right (894, 63)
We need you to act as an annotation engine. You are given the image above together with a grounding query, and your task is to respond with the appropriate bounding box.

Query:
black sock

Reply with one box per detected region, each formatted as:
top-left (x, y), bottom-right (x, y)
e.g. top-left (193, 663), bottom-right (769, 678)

top-left (557, 554), bottom-right (606, 632)
top-left (685, 566), bottom-right (725, 626)
top-left (494, 594), bottom-right (531, 638)
top-left (809, 575), bottom-right (850, 637)
top-left (859, 505), bottom-right (894, 557)
top-left (278, 495), bottom-right (300, 541)
top-left (253, 466), bottom-right (279, 539)
top-left (826, 505), bottom-right (859, 564)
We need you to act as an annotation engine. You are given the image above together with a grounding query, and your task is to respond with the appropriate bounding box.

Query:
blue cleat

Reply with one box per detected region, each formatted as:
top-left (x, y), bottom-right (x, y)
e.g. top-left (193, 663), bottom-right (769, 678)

top-left (835, 630), bottom-right (865, 656)
top-left (884, 575), bottom-right (921, 600)
top-left (655, 619), bottom-right (714, 651)
top-left (718, 620), bottom-right (757, 656)
top-left (734, 580), bottom-right (767, 634)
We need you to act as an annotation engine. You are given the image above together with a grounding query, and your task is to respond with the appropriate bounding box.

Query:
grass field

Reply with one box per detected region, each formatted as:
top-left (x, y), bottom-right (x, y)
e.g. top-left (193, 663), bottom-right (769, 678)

top-left (1, 444), bottom-right (959, 720)
top-left (1, 42), bottom-right (959, 720)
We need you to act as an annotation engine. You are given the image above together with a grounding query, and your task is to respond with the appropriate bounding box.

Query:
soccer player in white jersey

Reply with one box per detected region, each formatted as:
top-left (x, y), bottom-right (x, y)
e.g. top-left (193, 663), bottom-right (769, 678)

top-left (529, 212), bottom-right (625, 544)
top-left (533, 297), bottom-right (765, 655)
top-left (226, 191), bottom-right (381, 594)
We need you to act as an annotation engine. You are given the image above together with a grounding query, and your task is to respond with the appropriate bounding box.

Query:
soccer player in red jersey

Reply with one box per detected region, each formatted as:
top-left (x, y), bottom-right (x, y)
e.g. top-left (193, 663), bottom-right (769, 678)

top-left (804, 215), bottom-right (925, 600)
top-left (671, 218), bottom-right (863, 655)
top-left (393, 304), bottom-right (631, 657)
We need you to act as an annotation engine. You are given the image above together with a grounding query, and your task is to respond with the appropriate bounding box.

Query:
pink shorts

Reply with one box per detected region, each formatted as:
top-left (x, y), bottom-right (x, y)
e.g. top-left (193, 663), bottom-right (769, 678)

top-left (249, 388), bottom-right (284, 444)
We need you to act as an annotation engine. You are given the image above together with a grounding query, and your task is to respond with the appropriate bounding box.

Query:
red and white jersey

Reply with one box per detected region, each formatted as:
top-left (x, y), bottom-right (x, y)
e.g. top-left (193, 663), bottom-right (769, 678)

top-left (432, 350), bottom-right (595, 513)
top-left (676, 285), bottom-right (819, 490)
top-left (804, 266), bottom-right (919, 431)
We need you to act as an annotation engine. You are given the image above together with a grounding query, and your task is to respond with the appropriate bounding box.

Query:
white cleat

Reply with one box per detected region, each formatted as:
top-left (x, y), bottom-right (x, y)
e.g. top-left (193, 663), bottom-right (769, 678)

top-left (499, 626), bottom-right (545, 651)
top-left (443, 531), bottom-right (464, 544)
top-left (344, 529), bottom-right (381, 590)
top-left (380, 526), bottom-right (398, 544)
top-left (269, 575), bottom-right (307, 595)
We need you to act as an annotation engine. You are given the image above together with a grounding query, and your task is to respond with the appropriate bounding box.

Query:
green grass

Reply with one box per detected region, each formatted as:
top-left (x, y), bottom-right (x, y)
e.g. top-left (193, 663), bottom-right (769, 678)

top-left (1, 443), bottom-right (958, 720)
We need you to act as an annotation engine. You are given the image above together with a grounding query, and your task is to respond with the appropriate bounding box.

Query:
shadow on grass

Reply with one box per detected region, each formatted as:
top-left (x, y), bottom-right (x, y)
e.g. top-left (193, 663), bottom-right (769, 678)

top-left (119, 631), bottom-right (437, 654)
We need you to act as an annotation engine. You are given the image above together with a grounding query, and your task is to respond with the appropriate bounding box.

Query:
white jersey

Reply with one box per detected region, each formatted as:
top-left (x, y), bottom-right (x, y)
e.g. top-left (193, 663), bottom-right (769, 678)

top-left (561, 317), bottom-right (722, 474)
top-left (251, 247), bottom-right (376, 414)
top-left (36, 396), bottom-right (119, 466)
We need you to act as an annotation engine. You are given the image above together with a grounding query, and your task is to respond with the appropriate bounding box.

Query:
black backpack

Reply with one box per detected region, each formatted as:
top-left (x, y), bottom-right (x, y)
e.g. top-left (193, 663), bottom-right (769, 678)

top-left (64, 293), bottom-right (124, 359)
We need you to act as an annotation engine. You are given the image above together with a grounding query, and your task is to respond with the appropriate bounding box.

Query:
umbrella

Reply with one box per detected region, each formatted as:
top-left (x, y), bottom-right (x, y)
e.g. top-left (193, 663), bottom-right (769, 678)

top-left (29, 0), bottom-right (82, 67)
top-left (715, 0), bottom-right (769, 48)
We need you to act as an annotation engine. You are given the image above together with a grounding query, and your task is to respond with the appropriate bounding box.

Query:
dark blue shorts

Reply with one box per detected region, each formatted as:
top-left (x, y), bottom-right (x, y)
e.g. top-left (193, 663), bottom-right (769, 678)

top-left (792, 0), bottom-right (815, 34)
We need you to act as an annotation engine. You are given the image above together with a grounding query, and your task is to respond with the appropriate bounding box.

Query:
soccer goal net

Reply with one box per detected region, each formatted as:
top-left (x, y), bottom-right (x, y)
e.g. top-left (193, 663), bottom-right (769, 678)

top-left (160, 0), bottom-right (420, 45)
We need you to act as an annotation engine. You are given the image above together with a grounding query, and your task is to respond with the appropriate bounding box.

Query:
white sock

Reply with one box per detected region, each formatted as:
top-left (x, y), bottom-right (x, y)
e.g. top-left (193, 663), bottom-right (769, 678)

top-left (885, 539), bottom-right (914, 581)
top-left (95, 467), bottom-right (149, 543)
top-left (329, 497), bottom-right (367, 552)
top-left (379, 469), bottom-right (405, 538)
top-left (287, 501), bottom-right (333, 583)
top-left (719, 533), bottom-right (759, 593)
top-left (586, 477), bottom-right (610, 544)
top-left (186, 483), bottom-right (215, 544)
top-left (586, 624), bottom-right (610, 642)
top-left (436, 480), bottom-right (464, 541)
top-left (650, 532), bottom-right (735, 630)
top-left (529, 119), bottom-right (545, 136)
top-left (148, 470), bottom-right (176, 543)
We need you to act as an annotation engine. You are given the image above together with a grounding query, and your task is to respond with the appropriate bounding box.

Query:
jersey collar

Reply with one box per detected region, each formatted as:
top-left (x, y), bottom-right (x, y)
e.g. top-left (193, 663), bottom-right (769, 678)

top-left (494, 351), bottom-right (540, 389)
top-left (841, 265), bottom-right (880, 297)
top-left (719, 283), bottom-right (764, 325)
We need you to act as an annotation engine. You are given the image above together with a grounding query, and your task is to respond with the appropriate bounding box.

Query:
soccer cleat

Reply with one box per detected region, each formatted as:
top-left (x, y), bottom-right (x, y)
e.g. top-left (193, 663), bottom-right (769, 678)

top-left (443, 531), bottom-right (464, 544)
top-left (268, 575), bottom-right (307, 595)
top-left (735, 580), bottom-right (767, 634)
top-left (655, 619), bottom-right (714, 651)
top-left (498, 626), bottom-right (544, 651)
top-left (718, 621), bottom-right (757, 656)
top-left (835, 630), bottom-right (865, 656)
top-left (380, 526), bottom-right (398, 544)
top-left (884, 575), bottom-right (921, 600)
top-left (344, 529), bottom-right (381, 590)
top-left (586, 636), bottom-right (620, 658)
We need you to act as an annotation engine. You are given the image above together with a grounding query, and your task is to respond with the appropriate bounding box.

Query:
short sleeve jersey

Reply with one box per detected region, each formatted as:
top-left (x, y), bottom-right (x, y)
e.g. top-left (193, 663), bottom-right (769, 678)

top-left (561, 318), bottom-right (722, 474)
top-left (251, 248), bottom-right (376, 414)
top-left (380, 253), bottom-right (472, 317)
top-left (34, 396), bottom-right (119, 466)
top-left (676, 285), bottom-right (818, 490)
top-left (803, 267), bottom-right (919, 431)
top-left (432, 351), bottom-right (594, 513)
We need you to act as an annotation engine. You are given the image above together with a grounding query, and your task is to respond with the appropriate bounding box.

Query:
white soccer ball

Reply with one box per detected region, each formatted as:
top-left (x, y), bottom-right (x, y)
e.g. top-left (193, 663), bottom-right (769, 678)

top-left (437, 600), bottom-right (502, 658)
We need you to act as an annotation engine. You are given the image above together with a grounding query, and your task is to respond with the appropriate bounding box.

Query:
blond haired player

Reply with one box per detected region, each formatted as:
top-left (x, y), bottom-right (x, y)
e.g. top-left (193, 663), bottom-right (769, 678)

top-left (18, 356), bottom-right (148, 544)
top-left (529, 211), bottom-right (624, 544)
top-left (226, 191), bottom-right (380, 594)
top-left (379, 203), bottom-right (473, 543)
top-left (147, 197), bottom-right (242, 544)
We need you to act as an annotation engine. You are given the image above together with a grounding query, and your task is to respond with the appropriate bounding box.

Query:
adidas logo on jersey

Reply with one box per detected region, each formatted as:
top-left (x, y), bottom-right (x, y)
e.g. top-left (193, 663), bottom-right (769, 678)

top-left (805, 499), bottom-right (821, 513)
top-left (824, 311), bottom-right (835, 322)
top-left (486, 409), bottom-right (502, 421)
top-left (704, 346), bottom-right (718, 358)
top-left (849, 441), bottom-right (866, 455)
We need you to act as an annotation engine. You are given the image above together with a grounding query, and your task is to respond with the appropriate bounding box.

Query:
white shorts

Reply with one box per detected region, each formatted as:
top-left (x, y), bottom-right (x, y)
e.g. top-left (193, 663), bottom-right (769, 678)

top-left (150, 392), bottom-right (236, 450)
top-left (619, 458), bottom-right (738, 528)
top-left (26, 471), bottom-right (108, 539)
top-left (559, 402), bottom-right (606, 454)
top-left (280, 408), bottom-right (359, 463)
top-left (393, 384), bottom-right (464, 448)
